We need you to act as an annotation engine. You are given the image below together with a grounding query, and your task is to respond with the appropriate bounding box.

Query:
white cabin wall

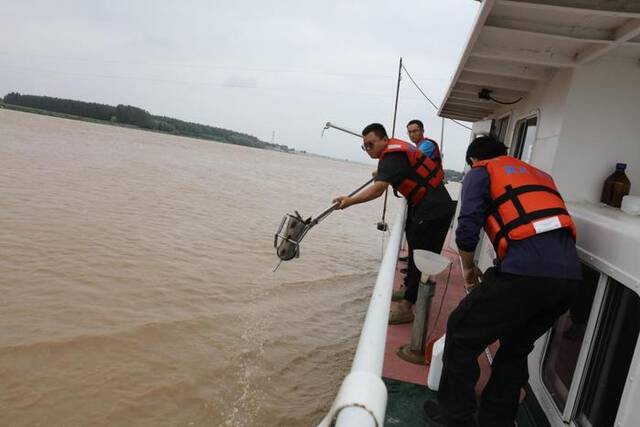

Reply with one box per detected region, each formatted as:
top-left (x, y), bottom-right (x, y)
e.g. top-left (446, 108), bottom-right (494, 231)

top-left (492, 69), bottom-right (574, 173)
top-left (551, 59), bottom-right (640, 202)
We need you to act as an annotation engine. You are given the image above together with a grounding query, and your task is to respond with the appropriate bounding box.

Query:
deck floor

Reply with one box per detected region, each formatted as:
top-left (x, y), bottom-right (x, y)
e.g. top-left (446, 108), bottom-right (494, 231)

top-left (384, 378), bottom-right (549, 427)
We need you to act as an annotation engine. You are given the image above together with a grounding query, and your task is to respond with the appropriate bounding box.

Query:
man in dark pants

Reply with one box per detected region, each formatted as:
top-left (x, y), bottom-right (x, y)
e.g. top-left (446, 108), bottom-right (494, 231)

top-left (391, 119), bottom-right (454, 323)
top-left (332, 124), bottom-right (456, 315)
top-left (427, 136), bottom-right (581, 427)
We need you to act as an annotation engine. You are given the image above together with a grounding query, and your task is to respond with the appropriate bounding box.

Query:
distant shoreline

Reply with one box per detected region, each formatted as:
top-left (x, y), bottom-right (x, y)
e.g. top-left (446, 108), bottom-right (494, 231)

top-left (0, 101), bottom-right (288, 150)
top-left (1, 92), bottom-right (293, 154)
top-left (0, 101), bottom-right (462, 179)
top-left (1, 102), bottom-right (150, 131)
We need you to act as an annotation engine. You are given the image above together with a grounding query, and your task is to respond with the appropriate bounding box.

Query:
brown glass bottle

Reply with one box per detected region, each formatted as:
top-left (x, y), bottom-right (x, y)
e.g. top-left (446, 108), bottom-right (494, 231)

top-left (600, 163), bottom-right (631, 208)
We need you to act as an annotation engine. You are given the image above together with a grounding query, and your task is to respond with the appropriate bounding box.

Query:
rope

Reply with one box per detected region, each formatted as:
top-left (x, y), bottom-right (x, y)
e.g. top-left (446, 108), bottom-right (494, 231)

top-left (400, 63), bottom-right (473, 131)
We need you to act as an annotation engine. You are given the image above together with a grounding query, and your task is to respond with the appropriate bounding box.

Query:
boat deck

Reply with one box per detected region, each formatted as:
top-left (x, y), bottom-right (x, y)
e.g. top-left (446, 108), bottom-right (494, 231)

top-left (381, 234), bottom-right (549, 426)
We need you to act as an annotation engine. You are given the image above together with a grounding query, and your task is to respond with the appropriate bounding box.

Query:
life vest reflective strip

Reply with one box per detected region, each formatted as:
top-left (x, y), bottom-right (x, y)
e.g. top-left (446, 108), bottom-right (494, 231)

top-left (378, 138), bottom-right (444, 206)
top-left (473, 156), bottom-right (576, 260)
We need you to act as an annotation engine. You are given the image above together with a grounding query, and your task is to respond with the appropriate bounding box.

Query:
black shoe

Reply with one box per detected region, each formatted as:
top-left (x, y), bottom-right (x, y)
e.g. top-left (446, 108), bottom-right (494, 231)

top-left (423, 400), bottom-right (447, 426)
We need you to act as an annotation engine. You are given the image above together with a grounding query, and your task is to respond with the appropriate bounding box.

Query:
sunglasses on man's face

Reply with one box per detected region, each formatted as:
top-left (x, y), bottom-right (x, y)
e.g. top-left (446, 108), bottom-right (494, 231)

top-left (361, 142), bottom-right (375, 151)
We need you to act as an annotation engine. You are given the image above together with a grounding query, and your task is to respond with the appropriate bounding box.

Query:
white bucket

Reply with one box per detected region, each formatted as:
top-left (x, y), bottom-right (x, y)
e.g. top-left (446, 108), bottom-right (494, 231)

top-left (427, 334), bottom-right (446, 391)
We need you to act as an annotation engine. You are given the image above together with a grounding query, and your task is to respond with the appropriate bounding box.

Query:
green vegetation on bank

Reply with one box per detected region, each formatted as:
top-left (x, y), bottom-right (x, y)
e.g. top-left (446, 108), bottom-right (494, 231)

top-left (1, 93), bottom-right (464, 178)
top-left (1, 92), bottom-right (293, 152)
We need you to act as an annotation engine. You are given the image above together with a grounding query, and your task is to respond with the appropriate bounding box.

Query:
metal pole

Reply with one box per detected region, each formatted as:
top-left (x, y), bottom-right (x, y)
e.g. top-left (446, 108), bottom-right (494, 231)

top-left (391, 57), bottom-right (402, 137)
top-left (323, 122), bottom-right (361, 138)
top-left (397, 277), bottom-right (436, 365)
top-left (397, 249), bottom-right (452, 365)
top-left (311, 177), bottom-right (375, 226)
top-left (411, 279), bottom-right (436, 352)
top-left (379, 57), bottom-right (403, 232)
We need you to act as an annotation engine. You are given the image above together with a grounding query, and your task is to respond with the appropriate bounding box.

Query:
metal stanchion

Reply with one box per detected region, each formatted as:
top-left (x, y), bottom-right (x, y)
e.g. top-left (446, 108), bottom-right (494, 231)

top-left (397, 250), bottom-right (451, 365)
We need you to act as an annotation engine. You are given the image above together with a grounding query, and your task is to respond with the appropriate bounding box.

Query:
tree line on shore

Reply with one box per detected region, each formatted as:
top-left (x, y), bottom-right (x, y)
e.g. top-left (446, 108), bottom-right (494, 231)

top-left (2, 92), bottom-right (292, 152)
top-left (2, 92), bottom-right (464, 178)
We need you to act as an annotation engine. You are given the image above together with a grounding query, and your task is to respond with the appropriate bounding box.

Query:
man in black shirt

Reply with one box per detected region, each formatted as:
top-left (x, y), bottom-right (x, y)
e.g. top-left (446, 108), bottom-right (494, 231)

top-left (333, 123), bottom-right (455, 321)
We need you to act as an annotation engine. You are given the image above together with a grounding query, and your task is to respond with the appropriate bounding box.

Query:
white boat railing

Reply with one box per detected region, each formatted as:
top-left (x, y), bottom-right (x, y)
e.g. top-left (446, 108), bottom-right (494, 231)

top-left (318, 200), bottom-right (407, 427)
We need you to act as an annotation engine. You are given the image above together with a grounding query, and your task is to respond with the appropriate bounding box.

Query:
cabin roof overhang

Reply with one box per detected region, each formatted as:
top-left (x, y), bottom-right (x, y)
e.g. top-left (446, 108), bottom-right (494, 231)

top-left (439, 0), bottom-right (640, 122)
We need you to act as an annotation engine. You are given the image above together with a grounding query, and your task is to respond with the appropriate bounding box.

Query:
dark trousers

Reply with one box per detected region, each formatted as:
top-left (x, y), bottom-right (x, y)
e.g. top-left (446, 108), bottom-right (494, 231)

top-left (403, 211), bottom-right (454, 304)
top-left (438, 268), bottom-right (579, 427)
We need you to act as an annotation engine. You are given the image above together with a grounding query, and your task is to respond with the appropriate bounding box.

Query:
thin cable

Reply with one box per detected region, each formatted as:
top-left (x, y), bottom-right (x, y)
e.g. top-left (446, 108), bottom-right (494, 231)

top-left (391, 58), bottom-right (403, 137)
top-left (450, 119), bottom-right (472, 131)
top-left (401, 63), bottom-right (473, 131)
top-left (487, 94), bottom-right (523, 105)
top-left (401, 64), bottom-right (439, 110)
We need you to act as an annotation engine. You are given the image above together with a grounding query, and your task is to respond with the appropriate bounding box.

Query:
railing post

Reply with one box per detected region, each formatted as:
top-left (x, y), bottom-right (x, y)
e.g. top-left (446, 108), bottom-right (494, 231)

top-left (398, 278), bottom-right (436, 364)
top-left (398, 250), bottom-right (451, 365)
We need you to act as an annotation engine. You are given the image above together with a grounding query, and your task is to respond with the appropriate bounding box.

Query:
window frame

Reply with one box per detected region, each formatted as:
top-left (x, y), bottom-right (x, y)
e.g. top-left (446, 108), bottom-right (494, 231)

top-left (490, 112), bottom-right (511, 144)
top-left (536, 254), bottom-right (640, 427)
top-left (511, 112), bottom-right (538, 162)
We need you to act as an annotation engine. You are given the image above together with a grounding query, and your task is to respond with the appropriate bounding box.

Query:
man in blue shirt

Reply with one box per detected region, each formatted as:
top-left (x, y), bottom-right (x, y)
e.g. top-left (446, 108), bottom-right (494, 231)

top-left (426, 136), bottom-right (581, 427)
top-left (389, 119), bottom-right (452, 324)
top-left (407, 119), bottom-right (439, 159)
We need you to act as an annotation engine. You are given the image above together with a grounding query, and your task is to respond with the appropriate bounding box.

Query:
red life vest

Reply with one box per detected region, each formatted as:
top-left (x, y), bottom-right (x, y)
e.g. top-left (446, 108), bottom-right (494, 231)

top-left (378, 138), bottom-right (444, 206)
top-left (473, 156), bottom-right (576, 260)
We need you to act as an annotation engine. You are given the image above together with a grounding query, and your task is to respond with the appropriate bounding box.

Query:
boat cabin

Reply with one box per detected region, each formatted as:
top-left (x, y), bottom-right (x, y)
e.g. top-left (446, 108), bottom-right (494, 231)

top-left (439, 1), bottom-right (640, 426)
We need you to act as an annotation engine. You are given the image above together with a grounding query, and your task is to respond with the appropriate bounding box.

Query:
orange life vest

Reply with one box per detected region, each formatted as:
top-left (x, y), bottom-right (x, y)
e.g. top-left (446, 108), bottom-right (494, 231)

top-left (473, 156), bottom-right (576, 260)
top-left (378, 138), bottom-right (444, 206)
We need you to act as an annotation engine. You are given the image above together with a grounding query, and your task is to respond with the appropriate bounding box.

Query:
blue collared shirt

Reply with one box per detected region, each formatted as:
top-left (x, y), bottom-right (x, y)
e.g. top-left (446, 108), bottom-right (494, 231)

top-left (418, 138), bottom-right (436, 158)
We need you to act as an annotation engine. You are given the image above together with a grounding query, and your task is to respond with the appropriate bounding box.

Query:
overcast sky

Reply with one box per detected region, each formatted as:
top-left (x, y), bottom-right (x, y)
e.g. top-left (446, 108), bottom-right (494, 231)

top-left (0, 0), bottom-right (479, 171)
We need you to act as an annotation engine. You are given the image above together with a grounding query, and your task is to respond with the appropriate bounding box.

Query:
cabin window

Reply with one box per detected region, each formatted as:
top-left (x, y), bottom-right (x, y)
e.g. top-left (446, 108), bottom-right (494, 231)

top-left (490, 115), bottom-right (509, 143)
top-left (541, 265), bottom-right (640, 426)
top-left (541, 264), bottom-right (599, 412)
top-left (574, 279), bottom-right (640, 427)
top-left (511, 116), bottom-right (537, 161)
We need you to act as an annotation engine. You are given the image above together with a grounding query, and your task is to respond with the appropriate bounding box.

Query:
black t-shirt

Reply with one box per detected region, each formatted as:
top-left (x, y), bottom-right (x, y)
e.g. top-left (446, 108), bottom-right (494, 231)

top-left (375, 152), bottom-right (455, 222)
